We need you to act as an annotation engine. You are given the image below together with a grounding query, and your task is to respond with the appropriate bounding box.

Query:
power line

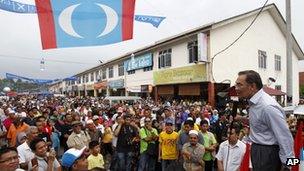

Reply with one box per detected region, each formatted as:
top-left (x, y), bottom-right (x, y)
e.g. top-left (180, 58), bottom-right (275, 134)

top-left (211, 0), bottom-right (269, 82)
top-left (0, 54), bottom-right (96, 65)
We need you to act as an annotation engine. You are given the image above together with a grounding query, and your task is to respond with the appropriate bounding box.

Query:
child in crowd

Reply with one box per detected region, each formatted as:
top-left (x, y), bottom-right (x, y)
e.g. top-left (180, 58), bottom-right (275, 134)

top-left (88, 140), bottom-right (104, 170)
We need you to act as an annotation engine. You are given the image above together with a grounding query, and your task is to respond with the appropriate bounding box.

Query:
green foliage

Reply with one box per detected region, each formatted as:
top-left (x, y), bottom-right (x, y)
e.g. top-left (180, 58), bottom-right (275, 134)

top-left (0, 78), bottom-right (40, 92)
top-left (300, 85), bottom-right (304, 98)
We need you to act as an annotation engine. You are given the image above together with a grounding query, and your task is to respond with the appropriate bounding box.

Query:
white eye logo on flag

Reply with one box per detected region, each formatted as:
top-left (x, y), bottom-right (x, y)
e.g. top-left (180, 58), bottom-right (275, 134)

top-left (58, 3), bottom-right (118, 39)
top-left (35, 0), bottom-right (136, 49)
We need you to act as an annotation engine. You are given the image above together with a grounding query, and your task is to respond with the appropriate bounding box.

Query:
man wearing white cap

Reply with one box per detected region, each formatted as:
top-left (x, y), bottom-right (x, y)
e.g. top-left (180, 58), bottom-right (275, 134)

top-left (182, 130), bottom-right (205, 171)
top-left (61, 146), bottom-right (88, 170)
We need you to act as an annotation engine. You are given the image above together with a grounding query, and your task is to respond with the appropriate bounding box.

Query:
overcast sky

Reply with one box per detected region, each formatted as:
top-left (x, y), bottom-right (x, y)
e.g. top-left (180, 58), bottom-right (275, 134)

top-left (0, 0), bottom-right (303, 80)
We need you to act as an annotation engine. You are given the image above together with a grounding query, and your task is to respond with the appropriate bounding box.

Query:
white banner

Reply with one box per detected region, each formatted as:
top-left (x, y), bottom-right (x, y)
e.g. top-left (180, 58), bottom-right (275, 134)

top-left (197, 32), bottom-right (208, 62)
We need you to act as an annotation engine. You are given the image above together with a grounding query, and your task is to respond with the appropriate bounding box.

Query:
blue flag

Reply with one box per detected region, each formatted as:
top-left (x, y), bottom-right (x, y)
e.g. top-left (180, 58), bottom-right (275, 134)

top-left (0, 0), bottom-right (36, 13)
top-left (135, 15), bottom-right (165, 28)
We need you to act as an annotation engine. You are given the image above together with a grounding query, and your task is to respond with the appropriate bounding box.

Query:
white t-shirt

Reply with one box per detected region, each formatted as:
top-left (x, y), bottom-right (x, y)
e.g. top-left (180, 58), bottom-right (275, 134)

top-left (111, 123), bottom-right (118, 147)
top-left (215, 140), bottom-right (246, 171)
top-left (17, 142), bottom-right (35, 164)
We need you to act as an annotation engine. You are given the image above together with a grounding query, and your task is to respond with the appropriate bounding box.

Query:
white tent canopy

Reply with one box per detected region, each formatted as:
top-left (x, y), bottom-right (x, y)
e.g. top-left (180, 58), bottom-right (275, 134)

top-left (293, 105), bottom-right (304, 115)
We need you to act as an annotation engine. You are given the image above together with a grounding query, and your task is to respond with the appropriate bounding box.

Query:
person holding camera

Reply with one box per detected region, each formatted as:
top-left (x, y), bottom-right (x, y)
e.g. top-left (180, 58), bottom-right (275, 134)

top-left (28, 138), bottom-right (61, 171)
top-left (114, 114), bottom-right (138, 171)
top-left (138, 117), bottom-right (159, 171)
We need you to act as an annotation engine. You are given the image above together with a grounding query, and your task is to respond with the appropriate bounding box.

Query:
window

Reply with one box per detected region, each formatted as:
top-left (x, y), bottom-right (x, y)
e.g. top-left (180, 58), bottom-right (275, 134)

top-left (128, 70), bottom-right (135, 75)
top-left (188, 41), bottom-right (198, 63)
top-left (108, 66), bottom-right (113, 78)
top-left (158, 49), bottom-right (172, 68)
top-left (275, 55), bottom-right (281, 71)
top-left (275, 85), bottom-right (282, 103)
top-left (95, 71), bottom-right (99, 81)
top-left (275, 85), bottom-right (281, 90)
top-left (90, 72), bottom-right (94, 82)
top-left (143, 66), bottom-right (153, 72)
top-left (85, 74), bottom-right (89, 83)
top-left (258, 50), bottom-right (267, 69)
top-left (82, 75), bottom-right (85, 83)
top-left (102, 68), bottom-right (107, 79)
top-left (118, 63), bottom-right (124, 76)
top-left (78, 77), bottom-right (81, 84)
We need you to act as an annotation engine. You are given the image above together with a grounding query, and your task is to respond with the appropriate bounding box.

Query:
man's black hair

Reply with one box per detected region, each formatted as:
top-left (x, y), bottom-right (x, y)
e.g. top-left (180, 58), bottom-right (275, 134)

top-left (184, 120), bottom-right (194, 127)
top-left (230, 123), bottom-right (241, 135)
top-left (89, 141), bottom-right (99, 149)
top-left (200, 120), bottom-right (209, 126)
top-left (29, 138), bottom-right (45, 151)
top-left (238, 70), bottom-right (263, 90)
top-left (0, 147), bottom-right (17, 160)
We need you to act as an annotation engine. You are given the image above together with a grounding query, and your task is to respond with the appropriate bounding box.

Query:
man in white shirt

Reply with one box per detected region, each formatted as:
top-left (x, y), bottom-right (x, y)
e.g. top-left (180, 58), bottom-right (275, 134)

top-left (17, 126), bottom-right (39, 170)
top-left (216, 126), bottom-right (246, 171)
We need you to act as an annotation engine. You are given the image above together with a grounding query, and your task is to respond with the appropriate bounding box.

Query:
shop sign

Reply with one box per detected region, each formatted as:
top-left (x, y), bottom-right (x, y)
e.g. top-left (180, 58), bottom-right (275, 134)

top-left (127, 86), bottom-right (141, 93)
top-left (153, 64), bottom-right (207, 85)
top-left (124, 53), bottom-right (153, 71)
top-left (86, 84), bottom-right (94, 90)
top-left (108, 79), bottom-right (124, 89)
top-left (94, 81), bottom-right (107, 90)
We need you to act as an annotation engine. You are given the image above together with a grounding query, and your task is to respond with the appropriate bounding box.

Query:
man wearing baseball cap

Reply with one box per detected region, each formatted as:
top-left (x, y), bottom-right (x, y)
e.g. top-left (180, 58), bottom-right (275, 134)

top-left (159, 118), bottom-right (179, 170)
top-left (61, 146), bottom-right (88, 171)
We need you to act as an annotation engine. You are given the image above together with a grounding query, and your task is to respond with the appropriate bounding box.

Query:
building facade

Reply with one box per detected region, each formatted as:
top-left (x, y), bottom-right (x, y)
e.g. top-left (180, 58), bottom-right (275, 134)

top-left (53, 4), bottom-right (304, 106)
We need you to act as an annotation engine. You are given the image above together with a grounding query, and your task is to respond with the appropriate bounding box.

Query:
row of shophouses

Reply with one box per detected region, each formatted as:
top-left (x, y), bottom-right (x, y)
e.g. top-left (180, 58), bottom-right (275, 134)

top-left (48, 4), bottom-right (304, 106)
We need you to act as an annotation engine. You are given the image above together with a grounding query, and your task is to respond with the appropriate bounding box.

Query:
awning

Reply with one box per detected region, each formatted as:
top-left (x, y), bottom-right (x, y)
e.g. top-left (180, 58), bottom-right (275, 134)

top-left (262, 86), bottom-right (286, 96)
top-left (127, 86), bottom-right (141, 93)
top-left (294, 105), bottom-right (304, 115)
top-left (94, 81), bottom-right (107, 90)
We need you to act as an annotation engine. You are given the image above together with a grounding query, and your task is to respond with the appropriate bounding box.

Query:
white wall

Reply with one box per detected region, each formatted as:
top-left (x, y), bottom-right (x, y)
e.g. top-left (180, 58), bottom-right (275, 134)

top-left (126, 68), bottom-right (153, 87)
top-left (210, 11), bottom-right (300, 104)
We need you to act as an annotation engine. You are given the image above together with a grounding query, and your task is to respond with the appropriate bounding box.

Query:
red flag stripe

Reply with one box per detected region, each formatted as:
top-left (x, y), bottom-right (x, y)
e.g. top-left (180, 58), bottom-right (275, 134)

top-left (292, 121), bottom-right (303, 171)
top-left (122, 0), bottom-right (135, 40)
top-left (240, 143), bottom-right (250, 171)
top-left (35, 0), bottom-right (57, 49)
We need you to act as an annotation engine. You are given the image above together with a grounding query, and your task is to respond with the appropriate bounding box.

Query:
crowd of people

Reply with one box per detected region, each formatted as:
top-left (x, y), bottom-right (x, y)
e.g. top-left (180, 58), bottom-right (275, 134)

top-left (0, 70), bottom-right (302, 171)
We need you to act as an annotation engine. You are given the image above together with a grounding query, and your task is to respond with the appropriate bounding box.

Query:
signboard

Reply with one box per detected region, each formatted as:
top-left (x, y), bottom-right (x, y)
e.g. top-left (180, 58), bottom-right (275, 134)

top-left (153, 64), bottom-right (207, 85)
top-left (86, 84), bottom-right (94, 90)
top-left (127, 86), bottom-right (141, 93)
top-left (197, 33), bottom-right (207, 62)
top-left (124, 53), bottom-right (153, 71)
top-left (94, 81), bottom-right (107, 90)
top-left (108, 79), bottom-right (124, 89)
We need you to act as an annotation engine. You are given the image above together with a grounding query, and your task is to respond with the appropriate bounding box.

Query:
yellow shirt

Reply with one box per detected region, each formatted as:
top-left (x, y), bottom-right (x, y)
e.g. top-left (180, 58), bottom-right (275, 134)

top-left (102, 127), bottom-right (113, 143)
top-left (88, 153), bottom-right (104, 170)
top-left (159, 131), bottom-right (179, 160)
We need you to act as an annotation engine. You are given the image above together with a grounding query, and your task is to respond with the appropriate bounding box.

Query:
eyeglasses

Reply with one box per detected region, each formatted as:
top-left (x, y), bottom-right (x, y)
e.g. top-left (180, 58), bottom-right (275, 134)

top-left (0, 155), bottom-right (19, 163)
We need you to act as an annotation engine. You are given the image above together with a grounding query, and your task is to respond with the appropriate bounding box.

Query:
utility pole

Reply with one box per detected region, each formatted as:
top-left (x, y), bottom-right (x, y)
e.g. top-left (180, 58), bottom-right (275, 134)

top-left (286, 0), bottom-right (293, 106)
